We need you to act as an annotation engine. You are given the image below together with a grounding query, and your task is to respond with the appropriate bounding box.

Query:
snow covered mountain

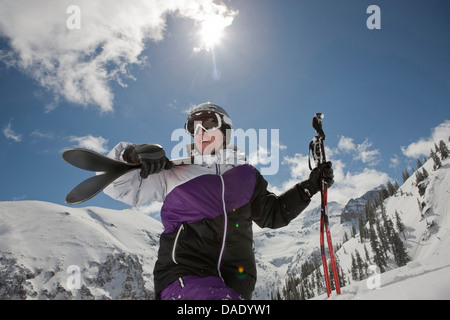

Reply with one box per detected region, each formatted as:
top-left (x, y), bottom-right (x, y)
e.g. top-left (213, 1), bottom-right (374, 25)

top-left (339, 187), bottom-right (382, 223)
top-left (253, 153), bottom-right (450, 300)
top-left (1, 154), bottom-right (449, 300)
top-left (331, 153), bottom-right (450, 299)
top-left (0, 201), bottom-right (162, 299)
top-left (252, 201), bottom-right (344, 299)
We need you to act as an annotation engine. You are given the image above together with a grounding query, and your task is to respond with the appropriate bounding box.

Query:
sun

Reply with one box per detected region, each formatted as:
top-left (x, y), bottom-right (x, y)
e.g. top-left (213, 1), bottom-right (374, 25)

top-left (197, 16), bottom-right (230, 51)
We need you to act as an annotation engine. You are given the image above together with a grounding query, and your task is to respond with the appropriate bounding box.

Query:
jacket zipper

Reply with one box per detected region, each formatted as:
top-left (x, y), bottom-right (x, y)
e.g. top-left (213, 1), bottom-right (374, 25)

top-left (216, 164), bottom-right (228, 281)
top-left (172, 223), bottom-right (184, 265)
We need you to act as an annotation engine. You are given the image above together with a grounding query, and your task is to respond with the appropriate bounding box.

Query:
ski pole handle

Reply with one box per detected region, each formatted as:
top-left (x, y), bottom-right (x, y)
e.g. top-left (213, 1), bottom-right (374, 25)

top-left (309, 113), bottom-right (326, 169)
top-left (312, 113), bottom-right (325, 140)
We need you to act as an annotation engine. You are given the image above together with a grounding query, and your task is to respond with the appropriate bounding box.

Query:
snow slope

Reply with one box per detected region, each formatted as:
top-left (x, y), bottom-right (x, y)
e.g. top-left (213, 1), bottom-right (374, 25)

top-left (0, 201), bottom-right (162, 299)
top-left (330, 261), bottom-right (450, 300)
top-left (332, 156), bottom-right (450, 299)
top-left (253, 155), bottom-right (450, 300)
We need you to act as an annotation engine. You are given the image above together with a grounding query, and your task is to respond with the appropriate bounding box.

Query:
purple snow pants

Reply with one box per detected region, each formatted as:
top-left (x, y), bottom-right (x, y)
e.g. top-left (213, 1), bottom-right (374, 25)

top-left (159, 275), bottom-right (243, 300)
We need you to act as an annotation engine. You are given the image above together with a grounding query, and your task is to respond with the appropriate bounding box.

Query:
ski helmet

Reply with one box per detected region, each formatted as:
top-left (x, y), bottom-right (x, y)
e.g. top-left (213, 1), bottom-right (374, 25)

top-left (185, 102), bottom-right (233, 134)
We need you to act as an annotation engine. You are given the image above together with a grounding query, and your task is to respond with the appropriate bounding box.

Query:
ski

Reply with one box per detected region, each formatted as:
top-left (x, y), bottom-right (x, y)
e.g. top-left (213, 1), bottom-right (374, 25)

top-left (65, 170), bottom-right (132, 205)
top-left (309, 113), bottom-right (341, 297)
top-left (62, 148), bottom-right (190, 205)
top-left (63, 148), bottom-right (140, 172)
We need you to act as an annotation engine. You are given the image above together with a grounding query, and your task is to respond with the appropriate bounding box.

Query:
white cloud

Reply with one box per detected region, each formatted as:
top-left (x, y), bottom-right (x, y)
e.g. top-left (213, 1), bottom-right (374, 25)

top-left (2, 121), bottom-right (22, 142)
top-left (31, 129), bottom-right (54, 139)
top-left (267, 153), bottom-right (310, 196)
top-left (354, 138), bottom-right (381, 166)
top-left (68, 135), bottom-right (108, 153)
top-left (389, 154), bottom-right (400, 168)
top-left (0, 0), bottom-right (238, 113)
top-left (334, 136), bottom-right (381, 166)
top-left (337, 136), bottom-right (356, 153)
top-left (283, 153), bottom-right (311, 180)
top-left (401, 120), bottom-right (450, 158)
top-left (329, 166), bottom-right (389, 205)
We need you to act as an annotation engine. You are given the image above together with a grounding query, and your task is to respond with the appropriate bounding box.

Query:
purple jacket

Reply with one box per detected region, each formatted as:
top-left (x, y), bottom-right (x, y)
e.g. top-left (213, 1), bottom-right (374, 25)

top-left (104, 142), bottom-right (311, 299)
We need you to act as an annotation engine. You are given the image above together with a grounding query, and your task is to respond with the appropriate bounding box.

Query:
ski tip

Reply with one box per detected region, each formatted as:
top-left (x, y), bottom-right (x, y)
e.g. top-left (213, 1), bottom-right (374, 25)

top-left (62, 147), bottom-right (105, 162)
top-left (65, 193), bottom-right (85, 205)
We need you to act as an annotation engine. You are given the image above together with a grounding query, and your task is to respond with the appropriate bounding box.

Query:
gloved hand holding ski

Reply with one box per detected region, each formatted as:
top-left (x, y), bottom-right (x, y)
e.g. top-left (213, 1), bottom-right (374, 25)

top-left (122, 144), bottom-right (173, 178)
top-left (62, 147), bottom-right (180, 205)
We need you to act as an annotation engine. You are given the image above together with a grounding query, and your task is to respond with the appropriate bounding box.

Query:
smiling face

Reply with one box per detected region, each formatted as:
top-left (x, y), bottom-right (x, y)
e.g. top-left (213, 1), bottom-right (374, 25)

top-left (193, 127), bottom-right (225, 155)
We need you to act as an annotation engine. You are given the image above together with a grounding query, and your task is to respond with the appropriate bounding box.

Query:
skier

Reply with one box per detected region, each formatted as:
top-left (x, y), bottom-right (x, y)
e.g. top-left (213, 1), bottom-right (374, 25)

top-left (103, 102), bottom-right (334, 300)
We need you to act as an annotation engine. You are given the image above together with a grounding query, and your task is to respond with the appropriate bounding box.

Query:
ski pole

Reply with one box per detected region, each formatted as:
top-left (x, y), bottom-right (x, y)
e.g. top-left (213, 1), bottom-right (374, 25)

top-left (309, 113), bottom-right (341, 297)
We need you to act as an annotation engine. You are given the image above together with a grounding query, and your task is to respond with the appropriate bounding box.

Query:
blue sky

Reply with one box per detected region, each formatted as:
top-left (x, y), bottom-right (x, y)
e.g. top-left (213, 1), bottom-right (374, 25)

top-left (1, 0), bottom-right (449, 214)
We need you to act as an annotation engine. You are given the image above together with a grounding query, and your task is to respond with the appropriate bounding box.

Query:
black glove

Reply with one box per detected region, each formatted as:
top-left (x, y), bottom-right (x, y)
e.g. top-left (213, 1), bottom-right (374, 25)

top-left (298, 161), bottom-right (334, 198)
top-left (122, 144), bottom-right (172, 178)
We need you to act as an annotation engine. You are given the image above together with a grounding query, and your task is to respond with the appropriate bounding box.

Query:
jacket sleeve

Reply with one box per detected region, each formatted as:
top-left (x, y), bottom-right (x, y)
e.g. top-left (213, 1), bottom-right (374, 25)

top-left (250, 168), bottom-right (311, 229)
top-left (102, 141), bottom-right (167, 206)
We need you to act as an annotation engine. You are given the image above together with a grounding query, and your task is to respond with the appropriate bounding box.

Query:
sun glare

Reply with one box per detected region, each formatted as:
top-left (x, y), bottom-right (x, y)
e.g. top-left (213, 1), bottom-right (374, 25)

top-left (197, 16), bottom-right (230, 51)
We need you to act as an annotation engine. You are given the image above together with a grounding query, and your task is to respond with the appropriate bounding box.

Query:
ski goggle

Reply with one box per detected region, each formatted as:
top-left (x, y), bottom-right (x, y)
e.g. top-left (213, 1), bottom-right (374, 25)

top-left (185, 111), bottom-right (223, 136)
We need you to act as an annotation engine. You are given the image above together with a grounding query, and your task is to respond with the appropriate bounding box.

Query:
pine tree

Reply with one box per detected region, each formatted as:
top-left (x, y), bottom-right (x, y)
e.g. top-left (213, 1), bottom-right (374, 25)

top-left (376, 217), bottom-right (390, 257)
top-left (415, 169), bottom-right (425, 186)
top-left (351, 224), bottom-right (357, 238)
top-left (378, 186), bottom-right (389, 202)
top-left (386, 180), bottom-right (396, 196)
top-left (430, 148), bottom-right (442, 170)
top-left (283, 275), bottom-right (302, 300)
top-left (355, 250), bottom-right (365, 281)
top-left (314, 268), bottom-right (324, 294)
top-left (417, 198), bottom-right (424, 216)
top-left (416, 157), bottom-right (423, 169)
top-left (439, 140), bottom-right (449, 160)
top-left (358, 213), bottom-right (367, 242)
top-left (299, 282), bottom-right (306, 300)
top-left (338, 263), bottom-right (346, 288)
top-left (422, 167), bottom-right (429, 179)
top-left (395, 210), bottom-right (406, 239)
top-left (350, 253), bottom-right (358, 281)
top-left (392, 233), bottom-right (410, 267)
top-left (416, 168), bottom-right (429, 196)
top-left (402, 169), bottom-right (410, 183)
top-left (381, 209), bottom-right (397, 254)
top-left (369, 223), bottom-right (386, 273)
top-left (365, 200), bottom-right (376, 226)
top-left (328, 261), bottom-right (335, 290)
top-left (394, 180), bottom-right (399, 192)
top-left (343, 231), bottom-right (349, 243)
top-left (364, 244), bottom-right (371, 263)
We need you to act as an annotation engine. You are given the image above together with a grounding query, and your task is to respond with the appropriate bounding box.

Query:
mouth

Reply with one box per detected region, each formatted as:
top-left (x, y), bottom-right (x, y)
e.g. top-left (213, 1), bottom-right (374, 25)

top-left (201, 136), bottom-right (214, 143)
top-left (198, 136), bottom-right (216, 153)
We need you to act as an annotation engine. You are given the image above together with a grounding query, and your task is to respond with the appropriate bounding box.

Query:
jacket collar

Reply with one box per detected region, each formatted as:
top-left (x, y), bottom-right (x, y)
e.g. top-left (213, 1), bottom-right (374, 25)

top-left (187, 144), bottom-right (247, 167)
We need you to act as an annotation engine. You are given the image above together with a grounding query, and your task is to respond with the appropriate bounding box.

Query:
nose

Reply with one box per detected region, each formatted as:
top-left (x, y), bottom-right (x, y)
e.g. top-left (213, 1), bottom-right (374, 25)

top-left (194, 126), bottom-right (205, 137)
